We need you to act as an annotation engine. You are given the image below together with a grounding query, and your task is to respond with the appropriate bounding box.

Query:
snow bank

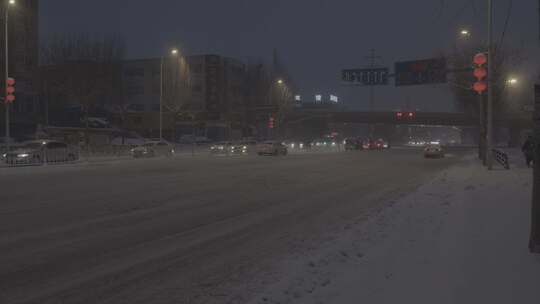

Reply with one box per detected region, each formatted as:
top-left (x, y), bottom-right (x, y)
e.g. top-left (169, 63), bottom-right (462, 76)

top-left (249, 150), bottom-right (540, 304)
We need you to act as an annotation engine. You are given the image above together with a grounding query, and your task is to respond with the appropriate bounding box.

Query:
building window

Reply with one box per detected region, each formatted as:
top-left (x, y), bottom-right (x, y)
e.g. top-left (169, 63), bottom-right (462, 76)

top-left (126, 85), bottom-right (144, 96)
top-left (191, 64), bottom-right (203, 74)
top-left (192, 85), bottom-right (202, 93)
top-left (124, 68), bottom-right (145, 77)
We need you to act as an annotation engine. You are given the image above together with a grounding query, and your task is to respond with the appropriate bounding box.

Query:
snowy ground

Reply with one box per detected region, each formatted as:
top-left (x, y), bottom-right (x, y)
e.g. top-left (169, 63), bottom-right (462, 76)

top-left (246, 149), bottom-right (540, 304)
top-left (0, 148), bottom-right (471, 304)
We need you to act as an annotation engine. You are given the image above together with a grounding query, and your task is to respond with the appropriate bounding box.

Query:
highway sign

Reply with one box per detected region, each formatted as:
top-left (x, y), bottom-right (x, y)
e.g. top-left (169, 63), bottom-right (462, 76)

top-left (395, 58), bottom-right (447, 86)
top-left (342, 68), bottom-right (389, 86)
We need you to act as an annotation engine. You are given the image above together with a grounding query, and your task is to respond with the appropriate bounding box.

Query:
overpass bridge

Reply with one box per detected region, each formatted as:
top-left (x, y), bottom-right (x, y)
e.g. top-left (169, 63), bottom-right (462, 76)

top-left (286, 110), bottom-right (532, 128)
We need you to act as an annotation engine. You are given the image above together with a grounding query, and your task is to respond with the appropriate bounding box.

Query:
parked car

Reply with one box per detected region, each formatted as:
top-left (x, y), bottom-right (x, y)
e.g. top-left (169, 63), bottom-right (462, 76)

top-left (131, 141), bottom-right (174, 158)
top-left (256, 141), bottom-right (288, 156)
top-left (424, 143), bottom-right (445, 158)
top-left (3, 140), bottom-right (78, 165)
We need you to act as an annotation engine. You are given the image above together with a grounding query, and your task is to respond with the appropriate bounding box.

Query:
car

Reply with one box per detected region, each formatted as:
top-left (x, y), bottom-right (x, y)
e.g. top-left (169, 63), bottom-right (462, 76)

top-left (230, 141), bottom-right (256, 155)
top-left (131, 141), bottom-right (174, 158)
top-left (344, 138), bottom-right (361, 150)
top-left (256, 141), bottom-right (288, 156)
top-left (424, 144), bottom-right (445, 158)
top-left (3, 140), bottom-right (78, 165)
top-left (210, 141), bottom-right (233, 155)
top-left (363, 139), bottom-right (389, 150)
top-left (283, 140), bottom-right (306, 150)
top-left (311, 138), bottom-right (338, 150)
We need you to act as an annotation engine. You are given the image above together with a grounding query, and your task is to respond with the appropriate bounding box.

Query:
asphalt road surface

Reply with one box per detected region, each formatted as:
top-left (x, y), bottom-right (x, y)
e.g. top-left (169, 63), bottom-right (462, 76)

top-left (0, 148), bottom-right (470, 304)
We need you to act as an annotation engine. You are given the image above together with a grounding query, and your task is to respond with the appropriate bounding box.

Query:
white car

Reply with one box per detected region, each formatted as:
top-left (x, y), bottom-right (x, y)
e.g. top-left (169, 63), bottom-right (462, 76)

top-left (424, 144), bottom-right (444, 158)
top-left (256, 141), bottom-right (288, 156)
top-left (131, 141), bottom-right (174, 158)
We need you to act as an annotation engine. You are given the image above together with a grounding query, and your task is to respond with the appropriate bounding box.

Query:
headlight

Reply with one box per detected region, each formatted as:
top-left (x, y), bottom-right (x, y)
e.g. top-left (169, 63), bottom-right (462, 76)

top-left (291, 143), bottom-right (295, 148)
top-left (299, 143), bottom-right (304, 149)
top-left (243, 146), bottom-right (247, 149)
top-left (331, 142), bottom-right (336, 146)
top-left (17, 153), bottom-right (29, 158)
top-left (1, 153), bottom-right (6, 158)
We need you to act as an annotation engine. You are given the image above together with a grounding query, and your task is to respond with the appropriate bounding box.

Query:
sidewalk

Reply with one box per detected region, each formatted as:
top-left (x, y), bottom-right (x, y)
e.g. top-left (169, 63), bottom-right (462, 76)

top-left (250, 150), bottom-right (540, 304)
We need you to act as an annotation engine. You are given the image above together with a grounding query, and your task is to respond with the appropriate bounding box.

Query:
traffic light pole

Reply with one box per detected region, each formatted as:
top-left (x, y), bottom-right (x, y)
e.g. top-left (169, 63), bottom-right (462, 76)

top-left (486, 0), bottom-right (494, 170)
top-left (4, 2), bottom-right (10, 149)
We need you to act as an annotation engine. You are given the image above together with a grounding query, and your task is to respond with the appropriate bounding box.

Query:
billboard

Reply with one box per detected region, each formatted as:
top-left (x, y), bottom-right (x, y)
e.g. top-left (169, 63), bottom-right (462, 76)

top-left (395, 58), bottom-right (447, 86)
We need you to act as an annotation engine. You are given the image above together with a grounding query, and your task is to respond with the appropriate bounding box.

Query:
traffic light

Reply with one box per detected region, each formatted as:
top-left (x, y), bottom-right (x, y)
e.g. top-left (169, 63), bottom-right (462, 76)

top-left (268, 116), bottom-right (275, 129)
top-left (5, 77), bottom-right (15, 104)
top-left (473, 53), bottom-right (487, 94)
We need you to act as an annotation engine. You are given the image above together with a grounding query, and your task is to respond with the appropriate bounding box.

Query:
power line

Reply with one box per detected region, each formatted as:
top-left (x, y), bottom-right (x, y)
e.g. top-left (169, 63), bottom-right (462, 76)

top-left (497, 0), bottom-right (514, 52)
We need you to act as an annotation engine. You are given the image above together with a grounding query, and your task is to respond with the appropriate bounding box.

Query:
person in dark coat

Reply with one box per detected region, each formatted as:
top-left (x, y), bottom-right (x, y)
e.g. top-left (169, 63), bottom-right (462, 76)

top-left (522, 136), bottom-right (535, 167)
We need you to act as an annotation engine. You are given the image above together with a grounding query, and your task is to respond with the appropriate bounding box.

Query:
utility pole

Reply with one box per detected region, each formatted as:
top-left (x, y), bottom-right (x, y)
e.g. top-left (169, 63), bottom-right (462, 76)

top-left (486, 0), bottom-right (494, 170)
top-left (4, 1), bottom-right (10, 149)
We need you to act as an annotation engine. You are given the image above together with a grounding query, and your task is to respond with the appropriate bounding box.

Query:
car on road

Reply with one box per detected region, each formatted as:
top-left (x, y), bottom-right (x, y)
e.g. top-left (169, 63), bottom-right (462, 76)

top-left (131, 141), bottom-right (174, 158)
top-left (344, 138), bottom-right (362, 150)
top-left (256, 141), bottom-right (288, 156)
top-left (3, 140), bottom-right (78, 165)
top-left (363, 138), bottom-right (389, 150)
top-left (210, 142), bottom-right (232, 155)
top-left (230, 140), bottom-right (257, 155)
top-left (424, 143), bottom-right (445, 158)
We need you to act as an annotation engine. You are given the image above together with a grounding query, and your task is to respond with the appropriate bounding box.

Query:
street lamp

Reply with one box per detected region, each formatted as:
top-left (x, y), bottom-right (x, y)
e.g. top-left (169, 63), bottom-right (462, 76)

top-left (159, 48), bottom-right (179, 141)
top-left (507, 77), bottom-right (518, 86)
top-left (4, 0), bottom-right (15, 147)
top-left (277, 79), bottom-right (284, 85)
top-left (460, 29), bottom-right (471, 37)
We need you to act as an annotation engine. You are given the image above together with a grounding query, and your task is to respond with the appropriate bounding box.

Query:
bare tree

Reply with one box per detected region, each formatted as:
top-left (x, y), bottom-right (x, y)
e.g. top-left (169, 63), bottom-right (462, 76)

top-left (39, 33), bottom-right (126, 144)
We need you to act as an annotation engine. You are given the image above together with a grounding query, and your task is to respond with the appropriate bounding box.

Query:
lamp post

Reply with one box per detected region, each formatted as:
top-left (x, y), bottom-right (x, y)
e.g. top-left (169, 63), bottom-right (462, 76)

top-left (486, 0), bottom-right (494, 169)
top-left (159, 48), bottom-right (179, 141)
top-left (4, 0), bottom-right (14, 148)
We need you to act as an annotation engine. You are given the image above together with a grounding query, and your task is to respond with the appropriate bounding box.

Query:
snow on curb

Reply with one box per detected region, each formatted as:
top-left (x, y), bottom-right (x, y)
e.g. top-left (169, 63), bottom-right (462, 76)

top-left (248, 151), bottom-right (540, 304)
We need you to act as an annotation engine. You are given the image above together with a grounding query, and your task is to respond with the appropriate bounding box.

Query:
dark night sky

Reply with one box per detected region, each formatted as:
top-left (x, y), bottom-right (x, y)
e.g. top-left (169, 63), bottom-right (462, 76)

top-left (41, 0), bottom-right (540, 112)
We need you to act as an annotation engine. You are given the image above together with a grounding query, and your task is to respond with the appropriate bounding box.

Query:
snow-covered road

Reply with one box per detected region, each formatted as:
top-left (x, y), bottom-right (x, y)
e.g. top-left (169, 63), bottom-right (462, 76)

top-left (0, 148), bottom-right (469, 304)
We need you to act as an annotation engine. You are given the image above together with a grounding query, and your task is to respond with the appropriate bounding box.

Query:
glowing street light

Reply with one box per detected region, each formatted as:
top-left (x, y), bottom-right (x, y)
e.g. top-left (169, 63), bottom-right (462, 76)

top-left (460, 29), bottom-right (471, 37)
top-left (9, 0), bottom-right (15, 5)
top-left (507, 77), bottom-right (518, 86)
top-left (171, 48), bottom-right (179, 55)
top-left (277, 79), bottom-right (284, 85)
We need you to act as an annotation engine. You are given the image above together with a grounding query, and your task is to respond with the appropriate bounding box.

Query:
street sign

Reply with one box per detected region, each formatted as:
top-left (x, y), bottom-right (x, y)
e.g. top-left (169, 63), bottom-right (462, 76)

top-left (394, 58), bottom-right (447, 86)
top-left (342, 68), bottom-right (389, 86)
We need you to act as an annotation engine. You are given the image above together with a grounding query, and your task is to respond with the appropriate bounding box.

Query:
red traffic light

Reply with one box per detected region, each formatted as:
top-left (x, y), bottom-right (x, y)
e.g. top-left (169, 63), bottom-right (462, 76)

top-left (268, 117), bottom-right (275, 129)
top-left (474, 67), bottom-right (487, 80)
top-left (473, 81), bottom-right (487, 94)
top-left (5, 77), bottom-right (15, 104)
top-left (474, 53), bottom-right (487, 66)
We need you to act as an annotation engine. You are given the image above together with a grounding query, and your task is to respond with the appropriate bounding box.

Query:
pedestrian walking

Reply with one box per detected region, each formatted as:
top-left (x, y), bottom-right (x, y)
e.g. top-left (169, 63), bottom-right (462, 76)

top-left (522, 136), bottom-right (535, 167)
